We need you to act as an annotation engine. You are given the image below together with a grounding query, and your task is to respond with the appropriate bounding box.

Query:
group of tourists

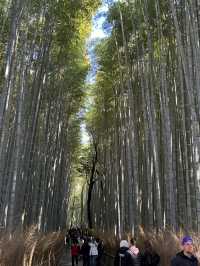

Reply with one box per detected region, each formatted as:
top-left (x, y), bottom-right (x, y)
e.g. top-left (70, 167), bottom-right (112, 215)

top-left (114, 238), bottom-right (159, 266)
top-left (65, 227), bottom-right (104, 266)
top-left (65, 227), bottom-right (197, 266)
top-left (114, 235), bottom-right (198, 266)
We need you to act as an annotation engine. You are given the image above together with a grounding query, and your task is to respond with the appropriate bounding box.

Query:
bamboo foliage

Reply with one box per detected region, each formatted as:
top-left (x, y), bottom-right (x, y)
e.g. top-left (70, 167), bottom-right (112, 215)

top-left (0, 0), bottom-right (100, 231)
top-left (85, 0), bottom-right (200, 234)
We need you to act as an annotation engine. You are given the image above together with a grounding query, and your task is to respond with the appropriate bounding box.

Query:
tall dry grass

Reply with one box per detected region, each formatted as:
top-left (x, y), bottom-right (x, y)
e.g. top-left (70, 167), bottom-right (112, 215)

top-left (1, 227), bottom-right (200, 266)
top-left (95, 227), bottom-right (200, 266)
top-left (0, 226), bottom-right (65, 266)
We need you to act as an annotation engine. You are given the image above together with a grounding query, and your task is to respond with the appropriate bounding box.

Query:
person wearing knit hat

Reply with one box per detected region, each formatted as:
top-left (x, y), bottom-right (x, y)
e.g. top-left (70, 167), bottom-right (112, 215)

top-left (182, 236), bottom-right (193, 246)
top-left (171, 236), bottom-right (198, 266)
top-left (114, 240), bottom-right (136, 266)
top-left (120, 240), bottom-right (129, 248)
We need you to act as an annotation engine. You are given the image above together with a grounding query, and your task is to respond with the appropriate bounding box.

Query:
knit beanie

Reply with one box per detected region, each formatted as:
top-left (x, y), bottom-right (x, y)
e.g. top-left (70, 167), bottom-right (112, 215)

top-left (182, 236), bottom-right (193, 245)
top-left (120, 240), bottom-right (129, 248)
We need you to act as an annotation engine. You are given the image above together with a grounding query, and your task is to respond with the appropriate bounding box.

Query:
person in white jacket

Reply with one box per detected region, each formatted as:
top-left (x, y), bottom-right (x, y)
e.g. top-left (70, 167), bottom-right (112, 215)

top-left (89, 237), bottom-right (98, 266)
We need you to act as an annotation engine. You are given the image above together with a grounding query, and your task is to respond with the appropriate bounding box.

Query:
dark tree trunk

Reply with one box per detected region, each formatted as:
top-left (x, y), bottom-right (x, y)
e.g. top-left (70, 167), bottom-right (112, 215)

top-left (87, 143), bottom-right (98, 229)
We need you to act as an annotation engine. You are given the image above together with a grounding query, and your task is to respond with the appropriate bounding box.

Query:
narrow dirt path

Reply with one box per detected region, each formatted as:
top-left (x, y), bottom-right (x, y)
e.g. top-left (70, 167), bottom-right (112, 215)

top-left (59, 250), bottom-right (72, 266)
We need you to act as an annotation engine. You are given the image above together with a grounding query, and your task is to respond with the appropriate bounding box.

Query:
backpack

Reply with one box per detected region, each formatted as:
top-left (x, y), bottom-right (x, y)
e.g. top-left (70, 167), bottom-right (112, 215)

top-left (119, 252), bottom-right (126, 266)
top-left (114, 247), bottom-right (129, 266)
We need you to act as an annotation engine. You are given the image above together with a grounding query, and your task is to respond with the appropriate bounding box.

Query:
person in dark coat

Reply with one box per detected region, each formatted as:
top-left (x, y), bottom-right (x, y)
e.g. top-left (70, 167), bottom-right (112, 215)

top-left (171, 236), bottom-right (198, 266)
top-left (96, 238), bottom-right (104, 266)
top-left (114, 240), bottom-right (136, 266)
top-left (139, 240), bottom-right (160, 266)
top-left (80, 238), bottom-right (90, 266)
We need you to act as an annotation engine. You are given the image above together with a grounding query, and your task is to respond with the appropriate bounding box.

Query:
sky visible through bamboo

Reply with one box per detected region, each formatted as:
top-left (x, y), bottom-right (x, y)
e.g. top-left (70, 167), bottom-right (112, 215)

top-left (81, 2), bottom-right (111, 145)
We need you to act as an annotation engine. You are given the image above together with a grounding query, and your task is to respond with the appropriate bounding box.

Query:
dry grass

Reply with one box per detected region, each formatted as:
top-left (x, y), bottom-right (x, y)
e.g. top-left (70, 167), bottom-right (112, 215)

top-left (136, 227), bottom-right (181, 266)
top-left (1, 227), bottom-right (200, 266)
top-left (95, 227), bottom-right (200, 266)
top-left (0, 226), bottom-right (65, 266)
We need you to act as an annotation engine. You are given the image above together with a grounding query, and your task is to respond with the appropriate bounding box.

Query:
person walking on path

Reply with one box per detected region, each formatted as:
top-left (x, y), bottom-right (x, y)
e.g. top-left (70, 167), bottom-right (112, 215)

top-left (127, 238), bottom-right (140, 266)
top-left (71, 239), bottom-right (80, 266)
top-left (114, 240), bottom-right (129, 266)
top-left (139, 240), bottom-right (160, 266)
top-left (89, 237), bottom-right (98, 266)
top-left (80, 238), bottom-right (90, 266)
top-left (114, 240), bottom-right (137, 266)
top-left (96, 238), bottom-right (104, 266)
top-left (65, 233), bottom-right (71, 248)
top-left (171, 236), bottom-right (198, 266)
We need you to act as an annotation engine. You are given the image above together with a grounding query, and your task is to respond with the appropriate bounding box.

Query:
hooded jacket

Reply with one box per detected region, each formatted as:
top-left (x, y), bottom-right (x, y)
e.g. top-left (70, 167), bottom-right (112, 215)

top-left (114, 246), bottom-right (138, 266)
top-left (171, 251), bottom-right (198, 266)
top-left (114, 247), bottom-right (129, 266)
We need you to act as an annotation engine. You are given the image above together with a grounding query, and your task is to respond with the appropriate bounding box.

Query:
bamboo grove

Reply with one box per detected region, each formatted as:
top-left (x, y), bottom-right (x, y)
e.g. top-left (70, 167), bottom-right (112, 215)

top-left (86, 0), bottom-right (200, 236)
top-left (0, 0), bottom-right (100, 232)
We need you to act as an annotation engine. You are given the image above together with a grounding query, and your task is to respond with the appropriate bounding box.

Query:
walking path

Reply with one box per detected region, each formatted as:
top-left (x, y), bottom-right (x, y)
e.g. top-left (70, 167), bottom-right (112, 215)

top-left (58, 247), bottom-right (114, 266)
top-left (59, 250), bottom-right (72, 266)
